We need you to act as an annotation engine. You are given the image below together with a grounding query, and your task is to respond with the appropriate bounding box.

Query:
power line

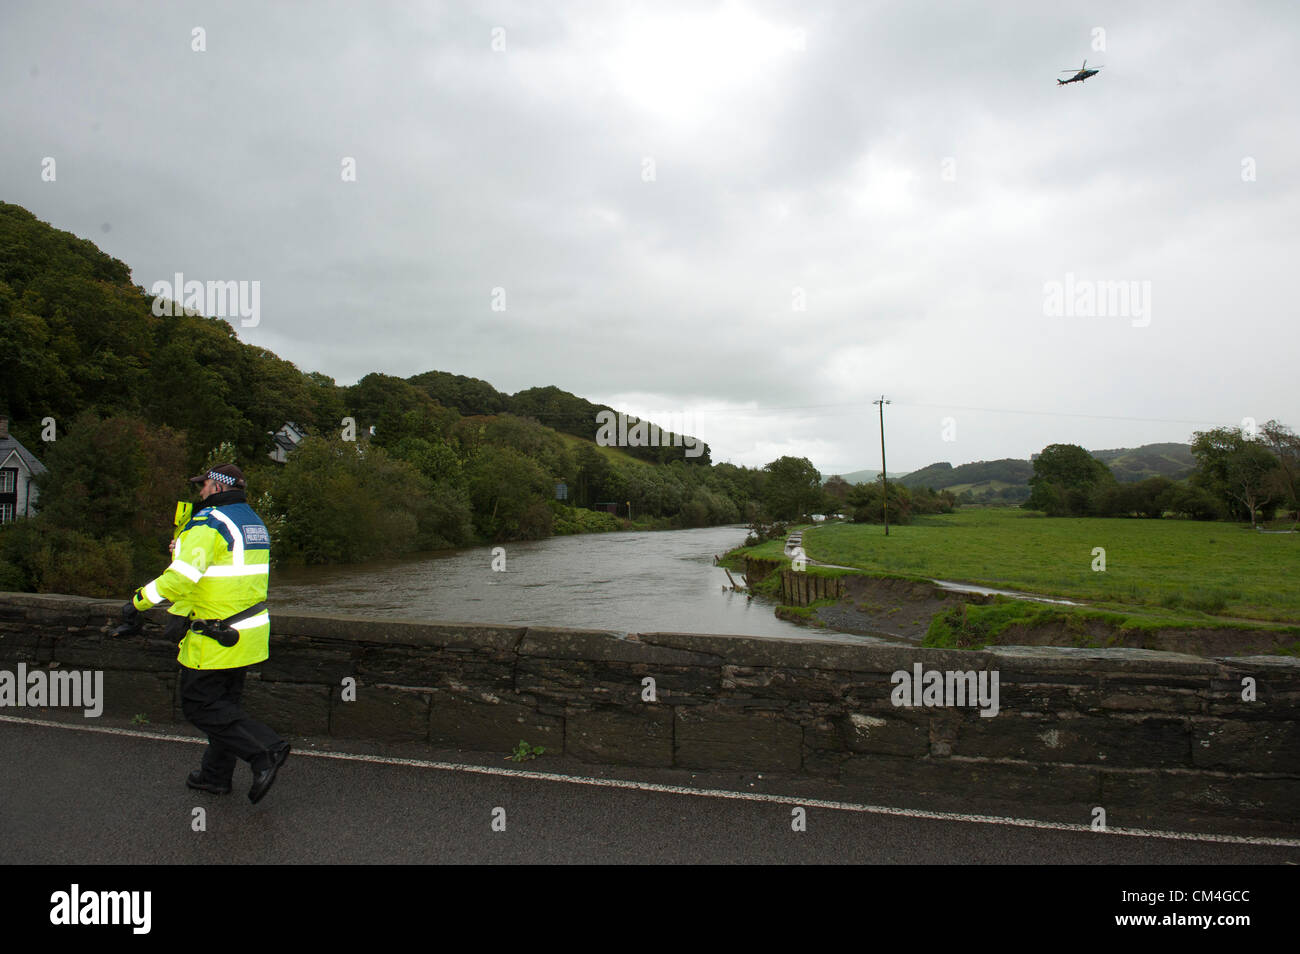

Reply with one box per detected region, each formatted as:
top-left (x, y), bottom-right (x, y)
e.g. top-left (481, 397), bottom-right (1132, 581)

top-left (677, 399), bottom-right (1236, 428)
top-left (419, 388), bottom-right (1256, 431)
top-left (892, 401), bottom-right (1231, 428)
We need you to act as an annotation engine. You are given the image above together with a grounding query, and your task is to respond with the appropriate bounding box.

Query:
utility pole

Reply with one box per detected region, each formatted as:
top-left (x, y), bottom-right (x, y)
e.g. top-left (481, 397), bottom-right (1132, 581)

top-left (873, 396), bottom-right (891, 536)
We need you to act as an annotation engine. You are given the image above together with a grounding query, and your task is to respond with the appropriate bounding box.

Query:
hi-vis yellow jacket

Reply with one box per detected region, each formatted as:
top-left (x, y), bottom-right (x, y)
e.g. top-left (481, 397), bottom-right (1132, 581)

top-left (132, 499), bottom-right (271, 669)
top-left (162, 501), bottom-right (194, 622)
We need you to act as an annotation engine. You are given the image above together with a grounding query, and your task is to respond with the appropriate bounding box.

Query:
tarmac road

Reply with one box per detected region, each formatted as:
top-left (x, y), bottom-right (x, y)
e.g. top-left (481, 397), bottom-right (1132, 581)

top-left (3, 715), bottom-right (1297, 865)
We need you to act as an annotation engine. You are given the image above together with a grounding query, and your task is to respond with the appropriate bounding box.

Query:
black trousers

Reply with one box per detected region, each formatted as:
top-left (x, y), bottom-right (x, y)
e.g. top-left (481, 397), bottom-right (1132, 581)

top-left (179, 667), bottom-right (283, 784)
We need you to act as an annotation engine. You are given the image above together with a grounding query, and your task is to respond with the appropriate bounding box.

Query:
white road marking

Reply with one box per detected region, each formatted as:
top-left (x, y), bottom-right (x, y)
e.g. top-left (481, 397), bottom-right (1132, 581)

top-left (3, 714), bottom-right (1297, 848)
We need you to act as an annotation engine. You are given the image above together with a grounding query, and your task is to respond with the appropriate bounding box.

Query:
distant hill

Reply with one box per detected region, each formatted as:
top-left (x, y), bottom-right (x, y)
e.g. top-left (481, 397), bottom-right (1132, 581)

top-left (824, 468), bottom-right (909, 485)
top-left (900, 459), bottom-right (1034, 503)
top-left (890, 444), bottom-right (1197, 503)
top-left (406, 373), bottom-right (710, 465)
top-left (0, 200), bottom-right (711, 468)
top-left (901, 458), bottom-right (1034, 489)
top-left (0, 201), bottom-right (757, 567)
top-left (1089, 443), bottom-right (1196, 482)
top-left (407, 370), bottom-right (509, 416)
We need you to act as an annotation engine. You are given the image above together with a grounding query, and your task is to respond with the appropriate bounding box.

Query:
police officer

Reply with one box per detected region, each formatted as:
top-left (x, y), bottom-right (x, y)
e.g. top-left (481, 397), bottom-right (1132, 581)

top-left (118, 464), bottom-right (290, 803)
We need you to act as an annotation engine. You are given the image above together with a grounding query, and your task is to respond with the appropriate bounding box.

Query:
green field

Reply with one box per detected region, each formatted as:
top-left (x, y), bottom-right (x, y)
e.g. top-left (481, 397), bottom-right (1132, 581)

top-left (742, 509), bottom-right (1300, 625)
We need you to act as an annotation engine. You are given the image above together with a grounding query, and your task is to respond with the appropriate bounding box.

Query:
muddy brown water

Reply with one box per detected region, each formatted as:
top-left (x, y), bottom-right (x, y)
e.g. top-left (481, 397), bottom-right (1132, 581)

top-left (269, 526), bottom-right (887, 644)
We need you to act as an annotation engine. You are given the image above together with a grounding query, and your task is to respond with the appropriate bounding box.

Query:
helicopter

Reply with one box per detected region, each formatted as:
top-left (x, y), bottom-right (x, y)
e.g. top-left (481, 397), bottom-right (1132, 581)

top-left (1058, 59), bottom-right (1103, 85)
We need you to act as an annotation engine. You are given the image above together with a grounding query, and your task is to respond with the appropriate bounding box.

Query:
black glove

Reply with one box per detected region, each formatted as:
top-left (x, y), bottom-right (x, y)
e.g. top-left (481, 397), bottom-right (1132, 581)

top-left (162, 613), bottom-right (188, 641)
top-left (113, 599), bottom-right (143, 637)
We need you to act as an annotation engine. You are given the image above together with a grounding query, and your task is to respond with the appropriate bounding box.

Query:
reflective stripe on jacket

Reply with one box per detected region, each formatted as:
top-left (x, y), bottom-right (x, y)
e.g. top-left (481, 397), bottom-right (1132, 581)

top-left (133, 500), bottom-right (271, 669)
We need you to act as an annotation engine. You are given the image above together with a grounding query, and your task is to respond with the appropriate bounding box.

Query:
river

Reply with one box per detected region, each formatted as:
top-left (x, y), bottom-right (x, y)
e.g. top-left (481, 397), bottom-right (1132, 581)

top-left (270, 525), bottom-right (870, 642)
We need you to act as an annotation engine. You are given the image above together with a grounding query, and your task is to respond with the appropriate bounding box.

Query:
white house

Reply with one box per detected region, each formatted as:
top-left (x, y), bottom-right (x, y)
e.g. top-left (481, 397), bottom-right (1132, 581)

top-left (0, 417), bottom-right (47, 523)
top-left (268, 421), bottom-right (307, 463)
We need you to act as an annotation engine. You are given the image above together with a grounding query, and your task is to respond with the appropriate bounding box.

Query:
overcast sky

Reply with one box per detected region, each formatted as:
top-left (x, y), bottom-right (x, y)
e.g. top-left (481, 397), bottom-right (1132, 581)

top-left (3, 1), bottom-right (1297, 474)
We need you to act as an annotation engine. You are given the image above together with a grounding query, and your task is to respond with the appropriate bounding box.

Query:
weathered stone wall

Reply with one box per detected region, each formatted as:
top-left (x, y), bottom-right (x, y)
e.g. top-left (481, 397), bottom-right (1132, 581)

top-left (2, 592), bottom-right (1297, 829)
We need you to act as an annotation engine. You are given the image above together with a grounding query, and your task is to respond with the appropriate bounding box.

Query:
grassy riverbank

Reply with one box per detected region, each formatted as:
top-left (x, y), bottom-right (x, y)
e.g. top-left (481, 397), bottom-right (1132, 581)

top-left (727, 510), bottom-right (1300, 649)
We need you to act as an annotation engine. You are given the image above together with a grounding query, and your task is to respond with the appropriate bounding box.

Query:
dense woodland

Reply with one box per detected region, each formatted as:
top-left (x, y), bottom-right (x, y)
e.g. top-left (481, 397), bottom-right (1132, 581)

top-left (1, 202), bottom-right (1295, 597)
top-left (0, 203), bottom-right (805, 594)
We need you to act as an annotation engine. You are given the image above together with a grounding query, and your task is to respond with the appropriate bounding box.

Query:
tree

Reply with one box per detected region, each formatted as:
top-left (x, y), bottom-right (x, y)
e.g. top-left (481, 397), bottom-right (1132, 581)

top-left (847, 479), bottom-right (914, 524)
top-left (1026, 444), bottom-right (1116, 516)
top-left (1260, 421), bottom-right (1300, 528)
top-left (303, 371), bottom-right (347, 434)
top-left (822, 475), bottom-right (851, 514)
top-left (7, 411), bottom-right (190, 592)
top-left (345, 373), bottom-right (441, 447)
top-left (408, 369), bottom-right (508, 416)
top-left (33, 411), bottom-right (189, 551)
top-left (910, 485), bottom-right (957, 515)
top-left (144, 319), bottom-right (250, 462)
top-left (1095, 475), bottom-right (1173, 517)
top-left (465, 445), bottom-right (554, 541)
top-left (0, 302), bottom-right (77, 425)
top-left (1228, 443), bottom-right (1281, 528)
top-left (1160, 483), bottom-right (1223, 520)
top-left (391, 436), bottom-right (461, 485)
top-left (572, 442), bottom-right (610, 508)
top-left (483, 414), bottom-right (572, 479)
top-left (508, 385), bottom-right (597, 437)
top-left (1190, 426), bottom-right (1281, 527)
top-left (761, 456), bottom-right (822, 520)
top-left (265, 436), bottom-right (431, 563)
top-left (0, 521), bottom-right (135, 597)
top-left (236, 346), bottom-right (312, 455)
top-left (411, 480), bottom-right (475, 549)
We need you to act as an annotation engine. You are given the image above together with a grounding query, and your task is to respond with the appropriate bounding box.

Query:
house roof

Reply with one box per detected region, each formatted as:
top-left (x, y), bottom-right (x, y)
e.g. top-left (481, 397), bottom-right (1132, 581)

top-left (0, 435), bottom-right (47, 476)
